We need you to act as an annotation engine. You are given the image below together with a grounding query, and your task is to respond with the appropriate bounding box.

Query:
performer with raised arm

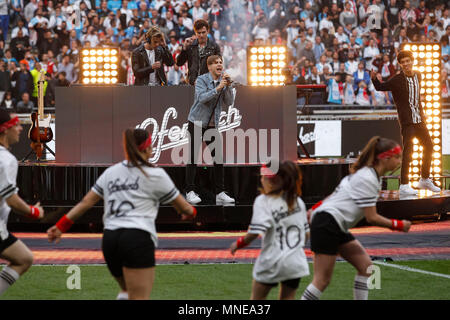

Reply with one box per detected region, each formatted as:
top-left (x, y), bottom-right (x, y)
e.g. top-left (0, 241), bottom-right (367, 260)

top-left (371, 50), bottom-right (440, 195)
top-left (131, 26), bottom-right (174, 86)
top-left (176, 19), bottom-right (221, 85)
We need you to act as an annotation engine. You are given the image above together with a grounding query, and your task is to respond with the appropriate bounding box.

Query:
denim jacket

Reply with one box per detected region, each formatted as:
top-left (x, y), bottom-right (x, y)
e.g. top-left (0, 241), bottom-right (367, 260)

top-left (187, 72), bottom-right (234, 128)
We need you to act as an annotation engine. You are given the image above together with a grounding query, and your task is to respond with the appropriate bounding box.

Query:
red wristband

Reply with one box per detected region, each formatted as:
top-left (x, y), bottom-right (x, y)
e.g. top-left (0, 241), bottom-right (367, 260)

top-left (391, 219), bottom-right (404, 231)
top-left (192, 206), bottom-right (197, 218)
top-left (28, 205), bottom-right (40, 219)
top-left (236, 236), bottom-right (249, 249)
top-left (311, 200), bottom-right (323, 210)
top-left (55, 215), bottom-right (74, 233)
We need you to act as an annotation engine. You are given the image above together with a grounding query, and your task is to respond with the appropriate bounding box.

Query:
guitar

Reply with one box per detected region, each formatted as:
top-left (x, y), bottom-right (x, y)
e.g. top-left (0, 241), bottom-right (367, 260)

top-left (28, 70), bottom-right (53, 159)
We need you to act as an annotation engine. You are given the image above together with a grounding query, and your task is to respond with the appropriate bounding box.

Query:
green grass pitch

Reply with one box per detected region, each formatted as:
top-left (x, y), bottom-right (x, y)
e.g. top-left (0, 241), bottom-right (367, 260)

top-left (1, 260), bottom-right (449, 300)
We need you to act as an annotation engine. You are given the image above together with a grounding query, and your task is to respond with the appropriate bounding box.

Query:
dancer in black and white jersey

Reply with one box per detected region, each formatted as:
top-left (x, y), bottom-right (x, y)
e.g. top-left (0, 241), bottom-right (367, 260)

top-left (0, 109), bottom-right (44, 296)
top-left (301, 137), bottom-right (411, 300)
top-left (230, 160), bottom-right (309, 300)
top-left (371, 50), bottom-right (440, 195)
top-left (48, 128), bottom-right (196, 300)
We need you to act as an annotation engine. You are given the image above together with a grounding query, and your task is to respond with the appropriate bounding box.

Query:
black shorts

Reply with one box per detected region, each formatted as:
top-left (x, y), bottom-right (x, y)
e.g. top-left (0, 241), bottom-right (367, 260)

top-left (102, 228), bottom-right (155, 278)
top-left (310, 211), bottom-right (355, 255)
top-left (0, 232), bottom-right (18, 254)
top-left (258, 278), bottom-right (301, 290)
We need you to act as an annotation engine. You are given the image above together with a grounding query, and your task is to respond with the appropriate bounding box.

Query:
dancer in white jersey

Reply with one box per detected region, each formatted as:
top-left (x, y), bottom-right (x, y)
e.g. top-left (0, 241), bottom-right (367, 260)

top-left (301, 136), bottom-right (411, 301)
top-left (48, 128), bottom-right (196, 300)
top-left (0, 109), bottom-right (44, 296)
top-left (230, 160), bottom-right (310, 300)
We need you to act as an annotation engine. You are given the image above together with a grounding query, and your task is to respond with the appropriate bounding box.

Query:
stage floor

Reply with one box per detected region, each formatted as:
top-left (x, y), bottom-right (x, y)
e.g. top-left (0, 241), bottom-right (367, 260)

top-left (3, 221), bottom-right (450, 265)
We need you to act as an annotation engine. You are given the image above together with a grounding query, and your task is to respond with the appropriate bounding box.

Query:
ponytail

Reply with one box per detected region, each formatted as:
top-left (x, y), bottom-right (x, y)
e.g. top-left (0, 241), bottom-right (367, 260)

top-left (350, 136), bottom-right (400, 173)
top-left (123, 128), bottom-right (153, 175)
top-left (262, 160), bottom-right (303, 212)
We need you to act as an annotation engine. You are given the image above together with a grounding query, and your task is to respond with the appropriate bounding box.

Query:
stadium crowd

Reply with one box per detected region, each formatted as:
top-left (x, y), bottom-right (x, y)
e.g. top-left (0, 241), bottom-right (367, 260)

top-left (0, 0), bottom-right (449, 111)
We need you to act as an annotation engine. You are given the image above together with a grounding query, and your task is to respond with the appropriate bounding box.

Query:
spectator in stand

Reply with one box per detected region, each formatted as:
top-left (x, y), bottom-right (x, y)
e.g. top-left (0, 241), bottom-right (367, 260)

top-left (0, 0), bottom-right (9, 42)
top-left (56, 45), bottom-right (70, 64)
top-left (305, 65), bottom-right (325, 85)
top-left (326, 73), bottom-right (343, 105)
top-left (319, 13), bottom-right (334, 33)
top-left (57, 54), bottom-right (75, 84)
top-left (353, 61), bottom-right (371, 90)
top-left (320, 28), bottom-right (335, 49)
top-left (328, 3), bottom-right (341, 29)
top-left (3, 49), bottom-right (18, 67)
top-left (16, 92), bottom-right (34, 113)
top-left (406, 17), bottom-right (421, 40)
top-left (313, 36), bottom-right (325, 63)
top-left (400, 1), bottom-right (417, 27)
top-left (330, 51), bottom-right (341, 75)
top-left (41, 53), bottom-right (57, 77)
top-left (11, 19), bottom-right (29, 39)
top-left (335, 26), bottom-right (350, 44)
top-left (358, 0), bottom-right (371, 24)
top-left (372, 54), bottom-right (395, 81)
top-left (345, 51), bottom-right (359, 75)
top-left (298, 41), bottom-right (316, 65)
top-left (10, 30), bottom-right (30, 62)
top-left (415, 1), bottom-right (429, 25)
top-left (380, 37), bottom-right (395, 62)
top-left (384, 0), bottom-right (402, 30)
top-left (0, 91), bottom-right (17, 111)
top-left (191, 0), bottom-right (206, 22)
top-left (55, 71), bottom-right (71, 87)
top-left (340, 1), bottom-right (357, 29)
top-left (44, 72), bottom-right (55, 109)
top-left (83, 26), bottom-right (100, 47)
top-left (30, 62), bottom-right (47, 107)
top-left (252, 15), bottom-right (270, 43)
top-left (0, 60), bottom-right (10, 101)
top-left (442, 69), bottom-right (450, 101)
top-left (316, 54), bottom-right (333, 75)
top-left (363, 39), bottom-right (380, 66)
top-left (24, 0), bottom-right (38, 23)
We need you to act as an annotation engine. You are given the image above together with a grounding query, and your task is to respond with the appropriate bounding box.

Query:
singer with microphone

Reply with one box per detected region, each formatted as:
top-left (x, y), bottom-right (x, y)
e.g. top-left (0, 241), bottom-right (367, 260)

top-left (131, 26), bottom-right (174, 86)
top-left (185, 55), bottom-right (235, 205)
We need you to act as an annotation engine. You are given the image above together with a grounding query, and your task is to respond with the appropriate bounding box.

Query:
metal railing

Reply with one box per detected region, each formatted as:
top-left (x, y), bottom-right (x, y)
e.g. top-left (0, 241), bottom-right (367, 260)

top-left (297, 103), bottom-right (450, 120)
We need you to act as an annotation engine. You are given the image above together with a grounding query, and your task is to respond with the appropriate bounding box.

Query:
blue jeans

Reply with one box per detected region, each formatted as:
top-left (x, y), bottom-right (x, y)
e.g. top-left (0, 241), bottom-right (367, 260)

top-left (0, 15), bottom-right (9, 42)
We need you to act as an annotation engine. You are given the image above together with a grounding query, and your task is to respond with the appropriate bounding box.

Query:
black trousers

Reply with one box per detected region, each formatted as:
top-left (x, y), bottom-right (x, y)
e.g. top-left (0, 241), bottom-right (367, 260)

top-left (185, 121), bottom-right (224, 194)
top-left (400, 123), bottom-right (433, 184)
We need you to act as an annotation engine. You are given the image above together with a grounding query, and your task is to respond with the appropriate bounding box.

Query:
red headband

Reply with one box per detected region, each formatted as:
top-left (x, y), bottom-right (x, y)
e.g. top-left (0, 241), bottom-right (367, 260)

top-left (377, 145), bottom-right (402, 159)
top-left (0, 116), bottom-right (19, 133)
top-left (138, 136), bottom-right (152, 151)
top-left (260, 164), bottom-right (276, 177)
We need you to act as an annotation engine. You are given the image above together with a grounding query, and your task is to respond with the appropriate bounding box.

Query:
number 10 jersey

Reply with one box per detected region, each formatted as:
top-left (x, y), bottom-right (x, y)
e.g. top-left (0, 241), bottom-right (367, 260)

top-left (91, 161), bottom-right (180, 246)
top-left (248, 194), bottom-right (310, 284)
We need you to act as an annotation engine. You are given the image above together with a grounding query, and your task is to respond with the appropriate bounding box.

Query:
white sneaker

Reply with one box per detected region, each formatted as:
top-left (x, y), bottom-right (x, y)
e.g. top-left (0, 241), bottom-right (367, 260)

top-left (417, 178), bottom-right (441, 193)
top-left (216, 191), bottom-right (235, 204)
top-left (186, 191), bottom-right (201, 204)
top-left (399, 184), bottom-right (418, 196)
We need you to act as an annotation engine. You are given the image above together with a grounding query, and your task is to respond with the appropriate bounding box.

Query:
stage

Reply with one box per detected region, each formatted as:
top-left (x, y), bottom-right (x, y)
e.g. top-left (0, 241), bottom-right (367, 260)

top-left (9, 158), bottom-right (450, 232)
top-left (6, 85), bottom-right (449, 231)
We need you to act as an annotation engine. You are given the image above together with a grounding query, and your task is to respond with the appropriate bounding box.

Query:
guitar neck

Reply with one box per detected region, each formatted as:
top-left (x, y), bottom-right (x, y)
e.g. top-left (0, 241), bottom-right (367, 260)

top-left (38, 78), bottom-right (45, 120)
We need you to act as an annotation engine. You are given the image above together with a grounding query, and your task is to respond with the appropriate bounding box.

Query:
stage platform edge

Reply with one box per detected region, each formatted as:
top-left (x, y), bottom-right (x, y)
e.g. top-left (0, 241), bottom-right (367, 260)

top-left (10, 160), bottom-right (450, 232)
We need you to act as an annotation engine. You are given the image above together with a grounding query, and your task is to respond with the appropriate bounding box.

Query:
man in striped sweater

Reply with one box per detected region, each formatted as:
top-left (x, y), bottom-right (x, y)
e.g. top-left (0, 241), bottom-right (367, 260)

top-left (371, 50), bottom-right (440, 196)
